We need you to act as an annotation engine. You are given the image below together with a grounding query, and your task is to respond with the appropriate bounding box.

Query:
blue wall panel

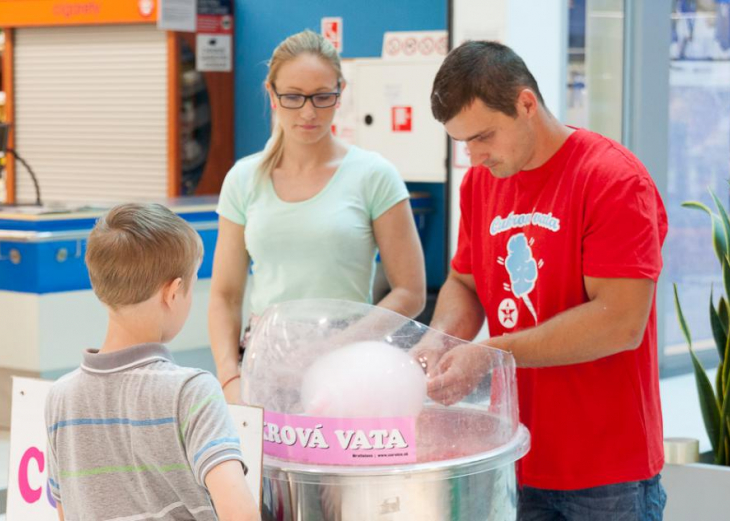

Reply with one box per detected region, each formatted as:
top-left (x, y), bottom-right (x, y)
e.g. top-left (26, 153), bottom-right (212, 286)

top-left (234, 0), bottom-right (448, 288)
top-left (234, 0), bottom-right (446, 158)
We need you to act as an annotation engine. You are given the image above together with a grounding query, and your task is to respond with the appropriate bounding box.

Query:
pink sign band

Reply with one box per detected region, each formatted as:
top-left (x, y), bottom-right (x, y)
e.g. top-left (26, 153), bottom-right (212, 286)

top-left (263, 411), bottom-right (417, 466)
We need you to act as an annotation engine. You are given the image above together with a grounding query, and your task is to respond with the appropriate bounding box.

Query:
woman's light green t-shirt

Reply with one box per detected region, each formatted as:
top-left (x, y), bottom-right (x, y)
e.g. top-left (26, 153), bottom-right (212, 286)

top-left (216, 145), bottom-right (409, 315)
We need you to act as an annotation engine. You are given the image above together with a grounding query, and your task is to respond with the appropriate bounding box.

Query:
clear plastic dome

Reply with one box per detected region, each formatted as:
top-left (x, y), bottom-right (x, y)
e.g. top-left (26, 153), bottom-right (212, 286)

top-left (241, 299), bottom-right (528, 474)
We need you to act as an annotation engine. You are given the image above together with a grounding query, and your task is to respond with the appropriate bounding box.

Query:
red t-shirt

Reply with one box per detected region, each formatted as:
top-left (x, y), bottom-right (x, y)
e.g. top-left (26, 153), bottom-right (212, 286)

top-left (452, 128), bottom-right (668, 490)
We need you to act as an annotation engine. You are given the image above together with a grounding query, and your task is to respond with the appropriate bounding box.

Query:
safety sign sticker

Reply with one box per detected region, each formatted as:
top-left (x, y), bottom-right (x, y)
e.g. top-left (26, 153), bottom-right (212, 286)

top-left (392, 106), bottom-right (412, 132)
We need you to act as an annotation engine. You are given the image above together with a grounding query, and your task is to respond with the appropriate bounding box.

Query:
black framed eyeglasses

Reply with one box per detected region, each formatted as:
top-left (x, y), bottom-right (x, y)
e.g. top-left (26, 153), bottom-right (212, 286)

top-left (272, 86), bottom-right (341, 109)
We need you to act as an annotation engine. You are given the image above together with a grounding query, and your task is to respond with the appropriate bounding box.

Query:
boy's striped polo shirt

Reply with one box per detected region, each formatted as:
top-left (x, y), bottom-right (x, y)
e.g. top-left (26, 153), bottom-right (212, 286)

top-left (45, 343), bottom-right (246, 520)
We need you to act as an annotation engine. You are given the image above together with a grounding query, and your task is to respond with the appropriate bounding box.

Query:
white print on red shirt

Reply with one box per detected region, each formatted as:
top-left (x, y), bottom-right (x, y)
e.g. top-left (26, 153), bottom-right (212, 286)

top-left (490, 211), bottom-right (561, 236)
top-left (498, 298), bottom-right (518, 328)
top-left (497, 233), bottom-right (541, 325)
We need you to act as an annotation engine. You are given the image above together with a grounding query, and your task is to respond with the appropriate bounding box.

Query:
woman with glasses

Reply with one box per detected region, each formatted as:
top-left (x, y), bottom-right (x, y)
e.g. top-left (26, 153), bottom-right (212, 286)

top-left (209, 30), bottom-right (426, 403)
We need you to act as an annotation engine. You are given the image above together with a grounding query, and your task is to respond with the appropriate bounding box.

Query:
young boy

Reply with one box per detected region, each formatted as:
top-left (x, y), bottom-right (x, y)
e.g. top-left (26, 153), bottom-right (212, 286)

top-left (44, 203), bottom-right (260, 521)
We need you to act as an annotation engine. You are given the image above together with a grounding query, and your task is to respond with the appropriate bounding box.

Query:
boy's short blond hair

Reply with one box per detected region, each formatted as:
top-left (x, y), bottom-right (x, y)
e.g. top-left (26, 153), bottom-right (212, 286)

top-left (85, 203), bottom-right (203, 308)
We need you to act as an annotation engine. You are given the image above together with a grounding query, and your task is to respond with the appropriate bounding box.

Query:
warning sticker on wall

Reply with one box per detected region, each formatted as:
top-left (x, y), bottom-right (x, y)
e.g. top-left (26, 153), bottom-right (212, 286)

top-left (196, 33), bottom-right (232, 72)
top-left (382, 30), bottom-right (447, 61)
top-left (392, 106), bottom-right (412, 132)
top-left (321, 17), bottom-right (343, 53)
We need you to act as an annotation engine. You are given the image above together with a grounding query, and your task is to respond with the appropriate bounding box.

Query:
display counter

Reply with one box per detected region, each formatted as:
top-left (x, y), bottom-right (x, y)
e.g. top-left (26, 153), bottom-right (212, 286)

top-left (0, 197), bottom-right (219, 428)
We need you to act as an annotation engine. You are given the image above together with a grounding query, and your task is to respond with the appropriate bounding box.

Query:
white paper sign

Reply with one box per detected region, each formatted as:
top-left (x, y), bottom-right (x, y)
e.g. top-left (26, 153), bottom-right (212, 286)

top-left (6, 377), bottom-right (57, 521)
top-left (382, 30), bottom-right (448, 61)
top-left (6, 378), bottom-right (265, 518)
top-left (158, 0), bottom-right (197, 32)
top-left (196, 33), bottom-right (232, 72)
top-left (227, 404), bottom-right (264, 507)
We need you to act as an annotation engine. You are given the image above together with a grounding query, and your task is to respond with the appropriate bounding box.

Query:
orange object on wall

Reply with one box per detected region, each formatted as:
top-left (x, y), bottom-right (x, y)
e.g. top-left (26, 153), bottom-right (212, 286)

top-left (177, 33), bottom-right (234, 196)
top-left (0, 0), bottom-right (157, 28)
top-left (167, 33), bottom-right (181, 198)
top-left (2, 29), bottom-right (16, 204)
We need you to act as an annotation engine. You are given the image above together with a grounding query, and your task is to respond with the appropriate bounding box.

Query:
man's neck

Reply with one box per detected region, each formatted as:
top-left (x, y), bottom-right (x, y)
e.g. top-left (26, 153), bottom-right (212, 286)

top-left (523, 111), bottom-right (575, 171)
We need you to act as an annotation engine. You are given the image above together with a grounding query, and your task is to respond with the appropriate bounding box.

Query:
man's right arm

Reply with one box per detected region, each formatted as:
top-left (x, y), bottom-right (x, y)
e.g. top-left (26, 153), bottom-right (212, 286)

top-left (430, 269), bottom-right (484, 340)
top-left (413, 269), bottom-right (484, 375)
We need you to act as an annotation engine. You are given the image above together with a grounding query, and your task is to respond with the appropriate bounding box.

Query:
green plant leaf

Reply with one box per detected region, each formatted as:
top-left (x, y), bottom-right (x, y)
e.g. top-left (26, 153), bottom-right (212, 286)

top-left (725, 320), bottom-right (730, 399)
top-left (691, 346), bottom-right (722, 458)
top-left (674, 284), bottom-right (722, 456)
top-left (710, 288), bottom-right (727, 362)
top-left (683, 201), bottom-right (727, 265)
top-left (673, 283), bottom-right (693, 348)
top-left (717, 364), bottom-right (725, 407)
top-left (720, 297), bottom-right (730, 337)
top-left (710, 189), bottom-right (730, 255)
top-left (715, 381), bottom-right (730, 465)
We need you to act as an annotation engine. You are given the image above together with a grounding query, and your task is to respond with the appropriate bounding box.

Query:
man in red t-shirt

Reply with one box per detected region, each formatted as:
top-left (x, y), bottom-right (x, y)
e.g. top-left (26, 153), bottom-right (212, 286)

top-left (421, 41), bottom-right (668, 519)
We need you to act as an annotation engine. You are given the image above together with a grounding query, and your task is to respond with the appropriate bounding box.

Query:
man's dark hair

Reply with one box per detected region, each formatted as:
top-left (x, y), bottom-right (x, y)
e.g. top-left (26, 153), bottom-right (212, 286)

top-left (431, 40), bottom-right (545, 123)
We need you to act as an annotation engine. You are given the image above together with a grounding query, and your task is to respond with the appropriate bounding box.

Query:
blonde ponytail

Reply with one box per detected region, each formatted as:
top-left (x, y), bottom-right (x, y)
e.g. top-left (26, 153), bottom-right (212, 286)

top-left (257, 29), bottom-right (343, 178)
top-left (258, 122), bottom-right (285, 181)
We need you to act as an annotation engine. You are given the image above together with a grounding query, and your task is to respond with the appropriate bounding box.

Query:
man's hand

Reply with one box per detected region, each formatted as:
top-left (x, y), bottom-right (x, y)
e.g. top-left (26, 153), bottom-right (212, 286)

top-left (426, 343), bottom-right (493, 406)
top-left (409, 336), bottom-right (450, 377)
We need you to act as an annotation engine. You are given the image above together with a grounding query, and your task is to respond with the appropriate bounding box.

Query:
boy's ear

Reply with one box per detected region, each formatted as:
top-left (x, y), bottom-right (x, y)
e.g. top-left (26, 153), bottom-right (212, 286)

top-left (162, 277), bottom-right (184, 307)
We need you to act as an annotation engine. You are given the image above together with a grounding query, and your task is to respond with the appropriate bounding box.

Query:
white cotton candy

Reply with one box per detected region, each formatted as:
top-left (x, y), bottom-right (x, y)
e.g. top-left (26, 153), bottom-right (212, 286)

top-left (300, 341), bottom-right (426, 418)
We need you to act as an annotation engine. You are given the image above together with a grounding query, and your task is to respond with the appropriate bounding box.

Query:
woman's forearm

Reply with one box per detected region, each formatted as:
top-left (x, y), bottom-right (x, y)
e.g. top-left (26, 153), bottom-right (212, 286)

top-left (208, 293), bottom-right (244, 381)
top-left (376, 285), bottom-right (426, 319)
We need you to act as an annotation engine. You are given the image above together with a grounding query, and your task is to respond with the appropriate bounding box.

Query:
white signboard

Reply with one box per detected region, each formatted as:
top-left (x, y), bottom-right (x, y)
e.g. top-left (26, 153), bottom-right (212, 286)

top-left (158, 0), bottom-right (197, 32)
top-left (382, 31), bottom-right (448, 61)
top-left (6, 377), bottom-right (57, 521)
top-left (196, 33), bottom-right (232, 72)
top-left (6, 377), bottom-right (264, 518)
top-left (228, 404), bottom-right (264, 507)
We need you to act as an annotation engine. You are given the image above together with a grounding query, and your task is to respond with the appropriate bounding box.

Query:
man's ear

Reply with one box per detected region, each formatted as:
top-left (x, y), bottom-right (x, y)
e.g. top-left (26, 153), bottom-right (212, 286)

top-left (516, 88), bottom-right (539, 118)
top-left (162, 277), bottom-right (183, 307)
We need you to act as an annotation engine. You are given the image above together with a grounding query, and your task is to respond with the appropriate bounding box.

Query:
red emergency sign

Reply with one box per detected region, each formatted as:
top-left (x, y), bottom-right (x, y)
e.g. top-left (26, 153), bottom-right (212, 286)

top-left (391, 106), bottom-right (413, 132)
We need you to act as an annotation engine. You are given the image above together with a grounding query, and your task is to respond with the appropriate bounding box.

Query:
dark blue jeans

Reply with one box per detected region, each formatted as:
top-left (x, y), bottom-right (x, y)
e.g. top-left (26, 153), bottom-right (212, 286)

top-left (518, 475), bottom-right (667, 520)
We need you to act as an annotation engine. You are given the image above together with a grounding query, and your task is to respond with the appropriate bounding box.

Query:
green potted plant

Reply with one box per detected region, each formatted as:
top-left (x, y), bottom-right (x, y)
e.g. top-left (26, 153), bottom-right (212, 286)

top-left (664, 189), bottom-right (730, 520)
top-left (673, 190), bottom-right (730, 465)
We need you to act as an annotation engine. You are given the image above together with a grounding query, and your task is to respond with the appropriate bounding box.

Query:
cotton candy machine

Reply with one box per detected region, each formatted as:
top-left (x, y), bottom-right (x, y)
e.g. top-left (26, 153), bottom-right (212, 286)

top-left (241, 299), bottom-right (529, 521)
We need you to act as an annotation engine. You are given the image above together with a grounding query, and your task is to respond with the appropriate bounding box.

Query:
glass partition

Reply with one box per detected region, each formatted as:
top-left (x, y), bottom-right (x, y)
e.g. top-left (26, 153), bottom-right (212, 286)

top-left (566, 0), bottom-right (625, 142)
top-left (664, 0), bottom-right (730, 373)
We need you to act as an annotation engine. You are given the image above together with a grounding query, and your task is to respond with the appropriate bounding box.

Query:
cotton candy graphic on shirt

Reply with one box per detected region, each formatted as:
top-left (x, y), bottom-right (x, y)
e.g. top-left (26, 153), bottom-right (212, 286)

top-left (505, 233), bottom-right (538, 323)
